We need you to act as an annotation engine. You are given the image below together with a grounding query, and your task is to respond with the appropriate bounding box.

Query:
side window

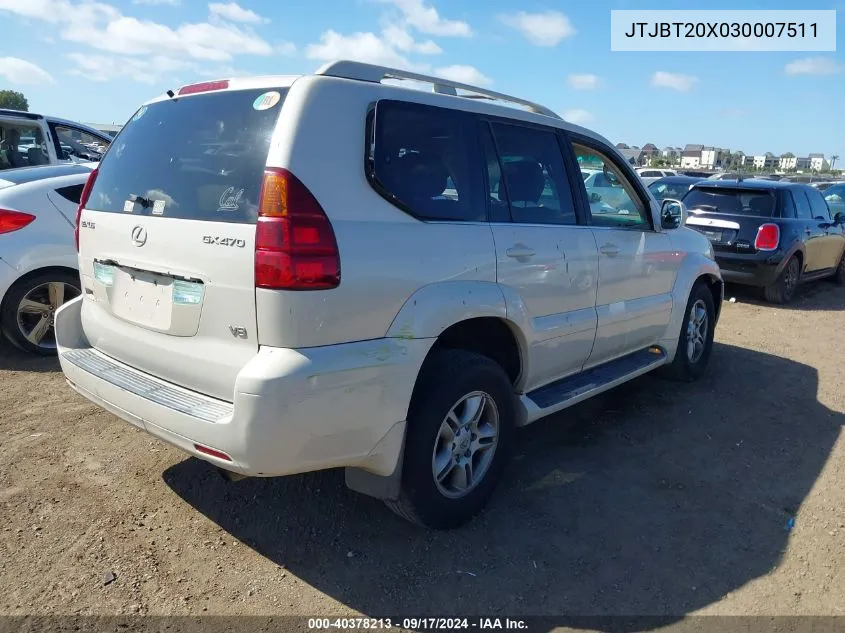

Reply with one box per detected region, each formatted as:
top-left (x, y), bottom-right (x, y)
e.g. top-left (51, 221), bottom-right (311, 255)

top-left (792, 190), bottom-right (813, 219)
top-left (488, 122), bottom-right (577, 226)
top-left (806, 189), bottom-right (832, 221)
top-left (52, 124), bottom-right (110, 161)
top-left (571, 142), bottom-right (650, 229)
top-left (640, 170), bottom-right (661, 177)
top-left (55, 184), bottom-right (85, 204)
top-left (824, 185), bottom-right (845, 204)
top-left (368, 101), bottom-right (485, 222)
top-left (0, 123), bottom-right (49, 170)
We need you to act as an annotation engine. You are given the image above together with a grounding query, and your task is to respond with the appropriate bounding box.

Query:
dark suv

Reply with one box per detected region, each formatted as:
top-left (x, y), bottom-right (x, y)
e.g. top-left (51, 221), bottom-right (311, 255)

top-left (682, 180), bottom-right (845, 303)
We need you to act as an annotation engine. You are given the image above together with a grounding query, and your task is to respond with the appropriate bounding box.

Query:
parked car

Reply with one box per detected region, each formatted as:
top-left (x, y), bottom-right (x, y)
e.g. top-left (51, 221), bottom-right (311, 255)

top-left (682, 180), bottom-right (845, 303)
top-left (706, 172), bottom-right (744, 181)
top-left (822, 183), bottom-right (845, 217)
top-left (648, 175), bottom-right (704, 201)
top-left (56, 61), bottom-right (723, 529)
top-left (0, 109), bottom-right (112, 171)
top-left (636, 167), bottom-right (678, 186)
top-left (0, 163), bottom-right (94, 354)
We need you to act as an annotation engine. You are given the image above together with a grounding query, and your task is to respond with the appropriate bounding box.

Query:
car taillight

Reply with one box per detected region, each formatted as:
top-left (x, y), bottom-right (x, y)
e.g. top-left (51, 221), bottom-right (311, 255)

top-left (254, 168), bottom-right (340, 290)
top-left (0, 209), bottom-right (36, 234)
top-left (754, 223), bottom-right (780, 251)
top-left (75, 168), bottom-right (98, 252)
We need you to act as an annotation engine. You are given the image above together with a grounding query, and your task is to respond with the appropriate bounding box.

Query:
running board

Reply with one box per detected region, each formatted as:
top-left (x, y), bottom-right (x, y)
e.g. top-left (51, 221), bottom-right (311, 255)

top-left (521, 347), bottom-right (667, 424)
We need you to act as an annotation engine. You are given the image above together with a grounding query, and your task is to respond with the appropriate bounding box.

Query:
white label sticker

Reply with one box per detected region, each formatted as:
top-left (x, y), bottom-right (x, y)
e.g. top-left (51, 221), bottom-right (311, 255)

top-left (218, 186), bottom-right (245, 211)
top-left (152, 199), bottom-right (166, 215)
top-left (123, 200), bottom-right (135, 213)
top-left (253, 91), bottom-right (281, 111)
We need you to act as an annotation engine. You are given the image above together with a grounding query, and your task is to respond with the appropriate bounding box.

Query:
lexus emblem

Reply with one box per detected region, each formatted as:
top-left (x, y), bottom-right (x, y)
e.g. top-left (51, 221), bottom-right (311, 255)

top-left (131, 225), bottom-right (147, 247)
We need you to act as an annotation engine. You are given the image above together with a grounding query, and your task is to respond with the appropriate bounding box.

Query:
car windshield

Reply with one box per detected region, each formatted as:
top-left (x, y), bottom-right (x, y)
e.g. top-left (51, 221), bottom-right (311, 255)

top-left (824, 185), bottom-right (845, 203)
top-left (683, 187), bottom-right (776, 216)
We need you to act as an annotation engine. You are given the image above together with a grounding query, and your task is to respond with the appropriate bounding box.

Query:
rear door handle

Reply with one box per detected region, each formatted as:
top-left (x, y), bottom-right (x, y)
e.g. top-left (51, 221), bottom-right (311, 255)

top-left (506, 246), bottom-right (535, 258)
top-left (599, 243), bottom-right (620, 257)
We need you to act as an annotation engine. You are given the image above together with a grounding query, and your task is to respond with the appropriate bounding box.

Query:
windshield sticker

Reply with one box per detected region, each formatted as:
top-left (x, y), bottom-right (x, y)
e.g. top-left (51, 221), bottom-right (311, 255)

top-left (218, 186), bottom-right (245, 212)
top-left (123, 199), bottom-right (135, 213)
top-left (131, 106), bottom-right (148, 122)
top-left (152, 199), bottom-right (166, 215)
top-left (253, 91), bottom-right (281, 111)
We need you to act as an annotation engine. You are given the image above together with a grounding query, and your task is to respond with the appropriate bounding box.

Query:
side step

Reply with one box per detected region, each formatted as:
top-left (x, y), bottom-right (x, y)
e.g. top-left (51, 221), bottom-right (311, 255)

top-left (522, 347), bottom-right (667, 424)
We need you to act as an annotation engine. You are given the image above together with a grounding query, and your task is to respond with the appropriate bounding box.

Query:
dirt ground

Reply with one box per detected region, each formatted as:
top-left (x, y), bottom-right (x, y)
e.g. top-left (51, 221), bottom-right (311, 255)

top-left (1, 282), bottom-right (844, 627)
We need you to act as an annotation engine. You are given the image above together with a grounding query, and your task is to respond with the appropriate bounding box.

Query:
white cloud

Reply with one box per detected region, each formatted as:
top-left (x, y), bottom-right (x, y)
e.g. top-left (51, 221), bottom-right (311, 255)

top-left (208, 2), bottom-right (268, 24)
top-left (563, 109), bottom-right (593, 125)
top-left (382, 24), bottom-right (441, 54)
top-left (567, 73), bottom-right (598, 90)
top-left (651, 71), bottom-right (698, 92)
top-left (0, 56), bottom-right (55, 84)
top-left (133, 0), bottom-right (179, 5)
top-left (435, 64), bottom-right (491, 86)
top-left (784, 57), bottom-right (844, 75)
top-left (0, 0), bottom-right (274, 63)
top-left (306, 30), bottom-right (417, 69)
top-left (67, 52), bottom-right (190, 84)
top-left (379, 0), bottom-right (471, 37)
top-left (498, 11), bottom-right (575, 47)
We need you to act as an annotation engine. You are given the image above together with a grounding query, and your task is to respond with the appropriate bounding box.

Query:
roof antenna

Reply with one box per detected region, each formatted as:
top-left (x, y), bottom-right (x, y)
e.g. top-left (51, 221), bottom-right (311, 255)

top-left (166, 89), bottom-right (175, 98)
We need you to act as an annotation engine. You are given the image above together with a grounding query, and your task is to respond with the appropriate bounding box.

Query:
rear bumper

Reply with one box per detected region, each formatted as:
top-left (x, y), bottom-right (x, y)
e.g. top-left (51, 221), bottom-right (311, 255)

top-left (55, 296), bottom-right (432, 478)
top-left (715, 251), bottom-right (783, 287)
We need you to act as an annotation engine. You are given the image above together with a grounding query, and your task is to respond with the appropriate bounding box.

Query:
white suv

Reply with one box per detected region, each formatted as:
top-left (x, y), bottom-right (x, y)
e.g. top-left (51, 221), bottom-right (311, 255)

top-left (56, 61), bottom-right (723, 529)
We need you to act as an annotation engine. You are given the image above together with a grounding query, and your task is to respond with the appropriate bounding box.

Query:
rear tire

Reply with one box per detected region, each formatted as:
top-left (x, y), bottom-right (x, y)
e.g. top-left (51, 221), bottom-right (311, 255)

top-left (763, 256), bottom-right (800, 304)
top-left (385, 349), bottom-right (516, 529)
top-left (1, 270), bottom-right (81, 356)
top-left (662, 281), bottom-right (715, 383)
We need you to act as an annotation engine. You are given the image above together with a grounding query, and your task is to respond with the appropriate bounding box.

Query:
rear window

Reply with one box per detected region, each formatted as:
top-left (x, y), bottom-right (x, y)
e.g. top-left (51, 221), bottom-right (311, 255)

top-left (87, 88), bottom-right (288, 224)
top-left (683, 187), bottom-right (776, 217)
top-left (648, 180), bottom-right (695, 201)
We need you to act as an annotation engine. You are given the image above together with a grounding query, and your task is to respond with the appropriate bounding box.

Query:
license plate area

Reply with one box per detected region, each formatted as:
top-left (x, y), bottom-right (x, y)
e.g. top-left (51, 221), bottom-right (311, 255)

top-left (92, 260), bottom-right (205, 336)
top-left (701, 229), bottom-right (723, 242)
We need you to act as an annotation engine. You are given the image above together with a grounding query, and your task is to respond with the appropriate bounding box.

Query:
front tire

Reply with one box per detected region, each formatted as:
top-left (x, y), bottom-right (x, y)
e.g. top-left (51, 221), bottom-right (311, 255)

top-left (662, 281), bottom-right (716, 382)
top-left (763, 256), bottom-right (800, 304)
top-left (385, 349), bottom-right (516, 529)
top-left (1, 270), bottom-right (81, 356)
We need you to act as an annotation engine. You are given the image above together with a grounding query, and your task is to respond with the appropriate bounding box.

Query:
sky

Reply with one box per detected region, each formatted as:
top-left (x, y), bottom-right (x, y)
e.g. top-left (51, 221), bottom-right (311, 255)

top-left (0, 0), bottom-right (842, 161)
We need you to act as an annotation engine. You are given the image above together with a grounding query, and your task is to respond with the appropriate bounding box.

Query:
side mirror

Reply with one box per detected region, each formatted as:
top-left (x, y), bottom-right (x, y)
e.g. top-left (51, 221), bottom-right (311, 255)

top-left (589, 192), bottom-right (602, 203)
top-left (661, 198), bottom-right (686, 229)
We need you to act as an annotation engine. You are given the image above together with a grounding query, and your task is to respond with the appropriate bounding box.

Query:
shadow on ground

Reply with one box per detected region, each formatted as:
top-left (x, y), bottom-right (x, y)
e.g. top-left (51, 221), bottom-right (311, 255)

top-left (726, 280), bottom-right (845, 311)
top-left (164, 343), bottom-right (842, 630)
top-left (0, 342), bottom-right (59, 373)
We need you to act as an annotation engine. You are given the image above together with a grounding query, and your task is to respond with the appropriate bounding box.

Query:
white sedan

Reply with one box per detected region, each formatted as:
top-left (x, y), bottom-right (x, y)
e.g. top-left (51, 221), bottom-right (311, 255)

top-left (0, 163), bottom-right (94, 355)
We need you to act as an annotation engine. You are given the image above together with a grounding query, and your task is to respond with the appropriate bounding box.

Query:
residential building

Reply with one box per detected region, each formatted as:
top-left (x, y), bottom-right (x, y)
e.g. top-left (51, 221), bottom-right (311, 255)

top-left (779, 154), bottom-right (797, 171)
top-left (680, 144), bottom-right (703, 169)
top-left (661, 146), bottom-right (679, 162)
top-left (618, 147), bottom-right (645, 166)
top-left (809, 153), bottom-right (830, 172)
top-left (753, 152), bottom-right (777, 170)
top-left (796, 157), bottom-right (812, 170)
top-left (616, 143), bottom-right (630, 150)
top-left (701, 147), bottom-right (728, 169)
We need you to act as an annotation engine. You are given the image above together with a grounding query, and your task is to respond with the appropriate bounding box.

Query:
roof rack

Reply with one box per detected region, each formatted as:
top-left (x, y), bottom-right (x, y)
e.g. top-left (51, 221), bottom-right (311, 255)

top-left (315, 60), bottom-right (561, 120)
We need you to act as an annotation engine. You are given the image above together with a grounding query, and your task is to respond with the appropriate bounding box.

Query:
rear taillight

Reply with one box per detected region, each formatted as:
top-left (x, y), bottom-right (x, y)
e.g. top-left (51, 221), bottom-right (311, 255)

top-left (254, 168), bottom-right (340, 290)
top-left (754, 223), bottom-right (780, 251)
top-left (0, 209), bottom-right (36, 234)
top-left (75, 168), bottom-right (98, 252)
top-left (178, 80), bottom-right (229, 95)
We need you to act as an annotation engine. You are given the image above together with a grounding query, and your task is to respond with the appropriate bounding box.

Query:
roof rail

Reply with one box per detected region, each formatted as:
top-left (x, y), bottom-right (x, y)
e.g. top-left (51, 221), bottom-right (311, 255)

top-left (314, 60), bottom-right (562, 120)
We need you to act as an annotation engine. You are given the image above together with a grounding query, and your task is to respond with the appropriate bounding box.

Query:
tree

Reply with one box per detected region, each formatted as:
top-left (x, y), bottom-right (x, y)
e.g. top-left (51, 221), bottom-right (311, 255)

top-left (831, 155), bottom-right (839, 170)
top-left (0, 90), bottom-right (28, 111)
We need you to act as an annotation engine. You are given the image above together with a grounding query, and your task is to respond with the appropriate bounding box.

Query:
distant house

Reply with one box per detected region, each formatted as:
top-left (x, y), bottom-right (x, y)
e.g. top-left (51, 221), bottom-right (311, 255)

top-left (680, 143), bottom-right (703, 169)
top-left (809, 153), bottom-right (830, 171)
top-left (661, 146), bottom-right (678, 160)
top-left (616, 143), bottom-right (630, 150)
top-left (779, 153), bottom-right (797, 170)
top-left (700, 147), bottom-right (728, 169)
top-left (732, 151), bottom-right (750, 167)
top-left (796, 157), bottom-right (812, 170)
top-left (753, 152), bottom-right (777, 169)
top-left (618, 148), bottom-right (645, 166)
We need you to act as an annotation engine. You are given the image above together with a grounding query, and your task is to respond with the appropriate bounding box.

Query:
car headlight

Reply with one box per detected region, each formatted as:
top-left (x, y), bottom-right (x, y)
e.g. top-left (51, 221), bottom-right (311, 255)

top-left (704, 242), bottom-right (715, 260)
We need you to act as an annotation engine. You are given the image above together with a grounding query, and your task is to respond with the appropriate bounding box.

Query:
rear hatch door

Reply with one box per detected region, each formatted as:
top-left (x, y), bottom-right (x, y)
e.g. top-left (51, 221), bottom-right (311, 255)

top-left (683, 184), bottom-right (778, 253)
top-left (77, 84), bottom-right (288, 401)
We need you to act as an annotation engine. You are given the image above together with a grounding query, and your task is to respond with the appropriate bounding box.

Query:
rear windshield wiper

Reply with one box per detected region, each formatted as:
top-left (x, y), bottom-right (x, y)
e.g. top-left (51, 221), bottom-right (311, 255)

top-left (690, 204), bottom-right (719, 212)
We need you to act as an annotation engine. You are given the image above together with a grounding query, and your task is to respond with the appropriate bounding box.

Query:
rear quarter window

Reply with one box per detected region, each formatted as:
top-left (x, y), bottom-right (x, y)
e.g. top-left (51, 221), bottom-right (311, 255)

top-left (87, 88), bottom-right (288, 224)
